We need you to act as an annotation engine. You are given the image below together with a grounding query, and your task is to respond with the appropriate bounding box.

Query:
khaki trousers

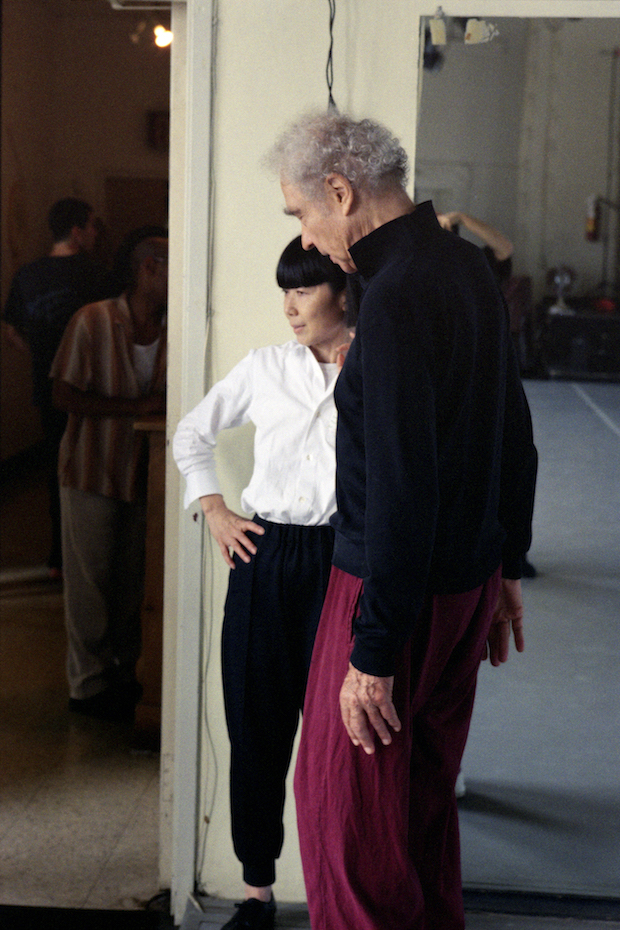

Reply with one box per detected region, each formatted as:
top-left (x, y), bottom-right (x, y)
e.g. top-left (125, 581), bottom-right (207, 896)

top-left (60, 486), bottom-right (146, 700)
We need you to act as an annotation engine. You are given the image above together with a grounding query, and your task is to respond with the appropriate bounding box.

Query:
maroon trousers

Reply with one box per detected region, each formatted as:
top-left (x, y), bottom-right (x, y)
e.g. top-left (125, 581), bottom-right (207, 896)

top-left (294, 565), bottom-right (502, 930)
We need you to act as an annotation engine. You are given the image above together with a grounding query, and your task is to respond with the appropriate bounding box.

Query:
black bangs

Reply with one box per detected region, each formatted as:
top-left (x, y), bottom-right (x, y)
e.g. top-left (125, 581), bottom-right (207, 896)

top-left (276, 236), bottom-right (346, 292)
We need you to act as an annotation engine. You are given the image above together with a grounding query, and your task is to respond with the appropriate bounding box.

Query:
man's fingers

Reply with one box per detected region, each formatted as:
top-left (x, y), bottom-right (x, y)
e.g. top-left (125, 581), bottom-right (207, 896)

top-left (339, 667), bottom-right (401, 753)
top-left (512, 619), bottom-right (525, 653)
top-left (341, 698), bottom-right (401, 754)
top-left (343, 705), bottom-right (372, 752)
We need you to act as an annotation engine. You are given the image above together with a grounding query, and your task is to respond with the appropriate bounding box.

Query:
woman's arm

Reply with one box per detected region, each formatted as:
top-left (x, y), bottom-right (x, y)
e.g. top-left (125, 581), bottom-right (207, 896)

top-left (437, 211), bottom-right (514, 262)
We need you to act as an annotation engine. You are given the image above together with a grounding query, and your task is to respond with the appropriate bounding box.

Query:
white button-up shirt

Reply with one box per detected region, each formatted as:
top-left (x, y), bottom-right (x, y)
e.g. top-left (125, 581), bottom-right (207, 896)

top-left (173, 341), bottom-right (339, 526)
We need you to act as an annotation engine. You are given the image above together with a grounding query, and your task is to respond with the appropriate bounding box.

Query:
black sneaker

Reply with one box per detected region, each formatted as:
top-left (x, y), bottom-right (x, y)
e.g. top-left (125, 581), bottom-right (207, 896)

top-left (68, 680), bottom-right (141, 723)
top-left (221, 896), bottom-right (276, 930)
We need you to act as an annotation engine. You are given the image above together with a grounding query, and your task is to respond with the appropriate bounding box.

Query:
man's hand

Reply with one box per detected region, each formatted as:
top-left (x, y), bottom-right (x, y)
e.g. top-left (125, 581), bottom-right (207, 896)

top-left (3, 323), bottom-right (29, 354)
top-left (52, 379), bottom-right (165, 418)
top-left (336, 332), bottom-right (355, 370)
top-left (339, 663), bottom-right (401, 754)
top-left (200, 494), bottom-right (264, 569)
top-left (336, 343), bottom-right (350, 369)
top-left (484, 577), bottom-right (524, 666)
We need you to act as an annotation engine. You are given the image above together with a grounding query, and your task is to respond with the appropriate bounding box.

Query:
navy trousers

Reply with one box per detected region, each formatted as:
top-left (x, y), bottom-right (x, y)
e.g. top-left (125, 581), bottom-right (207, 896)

top-left (221, 516), bottom-right (334, 887)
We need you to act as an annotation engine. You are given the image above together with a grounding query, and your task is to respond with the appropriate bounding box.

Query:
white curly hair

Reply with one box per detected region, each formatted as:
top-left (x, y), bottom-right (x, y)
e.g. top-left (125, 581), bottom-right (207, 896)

top-left (265, 110), bottom-right (409, 199)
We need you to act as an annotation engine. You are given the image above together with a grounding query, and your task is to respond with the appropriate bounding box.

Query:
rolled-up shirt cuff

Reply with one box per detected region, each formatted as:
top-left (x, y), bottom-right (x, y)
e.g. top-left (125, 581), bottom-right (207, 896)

top-left (182, 471), bottom-right (221, 509)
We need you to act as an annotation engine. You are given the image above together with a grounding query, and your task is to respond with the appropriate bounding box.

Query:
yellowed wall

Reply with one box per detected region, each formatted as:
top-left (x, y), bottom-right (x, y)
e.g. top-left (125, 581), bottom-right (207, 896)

top-left (0, 0), bottom-right (170, 461)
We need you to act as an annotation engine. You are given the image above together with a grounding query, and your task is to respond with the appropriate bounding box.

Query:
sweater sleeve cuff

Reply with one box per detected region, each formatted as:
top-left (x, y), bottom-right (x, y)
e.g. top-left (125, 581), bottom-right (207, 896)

top-left (501, 555), bottom-right (524, 580)
top-left (350, 640), bottom-right (396, 678)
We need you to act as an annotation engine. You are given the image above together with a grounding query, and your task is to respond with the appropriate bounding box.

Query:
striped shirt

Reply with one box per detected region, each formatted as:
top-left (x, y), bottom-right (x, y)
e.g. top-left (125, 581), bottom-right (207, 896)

top-left (51, 295), bottom-right (167, 502)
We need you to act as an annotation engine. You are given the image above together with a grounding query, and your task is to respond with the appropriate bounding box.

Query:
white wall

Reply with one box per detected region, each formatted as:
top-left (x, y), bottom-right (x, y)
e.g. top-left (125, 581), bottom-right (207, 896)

top-left (416, 17), bottom-right (528, 243)
top-left (416, 15), bottom-right (620, 300)
top-left (518, 18), bottom-right (620, 297)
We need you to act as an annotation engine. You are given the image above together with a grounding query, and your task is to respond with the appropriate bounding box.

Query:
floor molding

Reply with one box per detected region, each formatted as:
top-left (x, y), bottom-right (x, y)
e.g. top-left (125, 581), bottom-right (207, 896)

top-left (0, 905), bottom-right (174, 930)
top-left (463, 889), bottom-right (620, 921)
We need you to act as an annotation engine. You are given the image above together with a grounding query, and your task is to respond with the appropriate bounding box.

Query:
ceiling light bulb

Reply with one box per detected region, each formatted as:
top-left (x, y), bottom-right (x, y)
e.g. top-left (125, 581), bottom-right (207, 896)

top-left (154, 25), bottom-right (173, 47)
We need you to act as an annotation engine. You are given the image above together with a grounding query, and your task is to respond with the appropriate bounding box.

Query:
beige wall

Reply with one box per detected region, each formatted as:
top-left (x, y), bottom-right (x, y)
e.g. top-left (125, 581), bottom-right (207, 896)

top-left (0, 0), bottom-right (170, 461)
top-left (167, 0), bottom-right (420, 904)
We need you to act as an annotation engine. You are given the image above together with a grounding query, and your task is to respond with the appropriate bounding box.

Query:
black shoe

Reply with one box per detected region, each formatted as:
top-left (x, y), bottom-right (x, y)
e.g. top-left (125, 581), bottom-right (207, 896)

top-left (221, 896), bottom-right (276, 930)
top-left (68, 680), bottom-right (141, 723)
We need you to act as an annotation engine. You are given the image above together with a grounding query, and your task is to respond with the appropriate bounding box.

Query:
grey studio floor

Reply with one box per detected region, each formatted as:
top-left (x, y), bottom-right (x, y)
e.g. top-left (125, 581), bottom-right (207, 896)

top-left (1, 378), bottom-right (619, 930)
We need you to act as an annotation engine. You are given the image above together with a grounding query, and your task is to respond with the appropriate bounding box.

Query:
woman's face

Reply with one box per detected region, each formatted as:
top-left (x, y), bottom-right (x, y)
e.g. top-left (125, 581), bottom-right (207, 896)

top-left (283, 282), bottom-right (347, 363)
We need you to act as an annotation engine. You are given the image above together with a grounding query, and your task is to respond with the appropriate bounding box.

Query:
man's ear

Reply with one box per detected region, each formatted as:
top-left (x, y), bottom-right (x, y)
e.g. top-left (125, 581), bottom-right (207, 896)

top-left (324, 173), bottom-right (355, 215)
top-left (135, 256), bottom-right (155, 285)
top-left (69, 225), bottom-right (85, 249)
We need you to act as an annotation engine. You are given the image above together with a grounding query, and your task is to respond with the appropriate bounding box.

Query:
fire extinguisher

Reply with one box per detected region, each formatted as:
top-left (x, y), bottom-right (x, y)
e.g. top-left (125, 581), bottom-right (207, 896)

top-left (585, 195), bottom-right (600, 241)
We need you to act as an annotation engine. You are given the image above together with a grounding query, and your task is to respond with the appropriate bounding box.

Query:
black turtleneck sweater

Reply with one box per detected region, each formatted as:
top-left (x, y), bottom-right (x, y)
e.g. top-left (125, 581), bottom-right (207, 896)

top-left (331, 202), bottom-right (538, 677)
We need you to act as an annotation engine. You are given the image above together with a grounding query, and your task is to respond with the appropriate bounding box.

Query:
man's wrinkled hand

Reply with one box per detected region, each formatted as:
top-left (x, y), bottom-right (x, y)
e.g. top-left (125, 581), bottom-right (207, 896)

top-left (339, 663), bottom-right (401, 754)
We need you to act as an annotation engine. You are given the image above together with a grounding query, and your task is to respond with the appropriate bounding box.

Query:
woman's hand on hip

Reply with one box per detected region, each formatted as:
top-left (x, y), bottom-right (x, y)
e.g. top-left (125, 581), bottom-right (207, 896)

top-left (200, 494), bottom-right (265, 569)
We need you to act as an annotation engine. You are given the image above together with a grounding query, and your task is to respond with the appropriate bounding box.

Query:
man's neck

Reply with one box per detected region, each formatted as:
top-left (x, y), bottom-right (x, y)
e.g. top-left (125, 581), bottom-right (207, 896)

top-left (128, 292), bottom-right (164, 345)
top-left (351, 188), bottom-right (416, 248)
top-left (49, 241), bottom-right (80, 257)
top-left (365, 190), bottom-right (416, 235)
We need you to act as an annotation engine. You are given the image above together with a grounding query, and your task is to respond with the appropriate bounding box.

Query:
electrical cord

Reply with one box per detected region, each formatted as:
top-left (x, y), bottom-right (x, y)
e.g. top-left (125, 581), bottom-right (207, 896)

top-left (194, 0), bottom-right (220, 894)
top-left (326, 0), bottom-right (338, 111)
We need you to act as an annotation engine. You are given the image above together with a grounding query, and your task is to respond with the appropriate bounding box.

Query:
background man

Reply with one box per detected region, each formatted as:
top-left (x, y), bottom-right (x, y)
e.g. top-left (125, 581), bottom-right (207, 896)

top-left (3, 198), bottom-right (109, 577)
top-left (267, 112), bottom-right (537, 930)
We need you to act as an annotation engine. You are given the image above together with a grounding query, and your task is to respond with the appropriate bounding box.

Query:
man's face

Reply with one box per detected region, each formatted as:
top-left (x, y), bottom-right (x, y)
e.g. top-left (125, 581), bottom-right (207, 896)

top-left (281, 180), bottom-right (357, 273)
top-left (76, 212), bottom-right (99, 253)
top-left (151, 240), bottom-right (169, 310)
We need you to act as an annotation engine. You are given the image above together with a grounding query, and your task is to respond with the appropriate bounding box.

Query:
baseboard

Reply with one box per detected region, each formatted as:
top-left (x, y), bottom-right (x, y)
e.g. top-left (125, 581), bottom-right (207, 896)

top-left (463, 888), bottom-right (620, 921)
top-left (0, 905), bottom-right (174, 930)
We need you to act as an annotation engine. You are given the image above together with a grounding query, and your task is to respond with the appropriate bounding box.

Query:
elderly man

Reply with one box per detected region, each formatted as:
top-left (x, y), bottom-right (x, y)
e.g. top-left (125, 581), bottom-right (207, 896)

top-left (267, 112), bottom-right (537, 930)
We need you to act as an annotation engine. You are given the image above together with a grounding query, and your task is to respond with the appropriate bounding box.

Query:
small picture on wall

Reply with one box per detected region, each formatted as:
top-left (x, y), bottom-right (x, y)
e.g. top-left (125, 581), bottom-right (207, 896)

top-left (146, 110), bottom-right (170, 152)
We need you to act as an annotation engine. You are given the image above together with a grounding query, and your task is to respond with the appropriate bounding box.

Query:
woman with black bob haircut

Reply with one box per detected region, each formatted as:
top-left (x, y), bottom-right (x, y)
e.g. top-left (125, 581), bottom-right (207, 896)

top-left (173, 237), bottom-right (351, 930)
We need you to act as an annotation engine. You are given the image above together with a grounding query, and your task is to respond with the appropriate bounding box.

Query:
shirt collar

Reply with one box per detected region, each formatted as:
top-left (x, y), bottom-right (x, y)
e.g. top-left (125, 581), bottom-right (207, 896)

top-left (348, 201), bottom-right (441, 281)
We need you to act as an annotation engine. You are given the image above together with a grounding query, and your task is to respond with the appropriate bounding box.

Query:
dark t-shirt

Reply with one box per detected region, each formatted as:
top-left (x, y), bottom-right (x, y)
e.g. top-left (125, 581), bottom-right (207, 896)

top-left (3, 253), bottom-right (110, 407)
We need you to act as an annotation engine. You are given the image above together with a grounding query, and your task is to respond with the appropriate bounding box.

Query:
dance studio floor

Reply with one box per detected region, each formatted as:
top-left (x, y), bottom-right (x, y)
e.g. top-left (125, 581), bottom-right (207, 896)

top-left (1, 378), bottom-right (618, 929)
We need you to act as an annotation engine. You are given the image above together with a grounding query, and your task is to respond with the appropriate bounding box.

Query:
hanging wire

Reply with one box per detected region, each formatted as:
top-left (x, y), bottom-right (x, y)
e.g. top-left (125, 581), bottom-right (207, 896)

top-left (326, 0), bottom-right (338, 112)
top-left (194, 0), bottom-right (221, 892)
